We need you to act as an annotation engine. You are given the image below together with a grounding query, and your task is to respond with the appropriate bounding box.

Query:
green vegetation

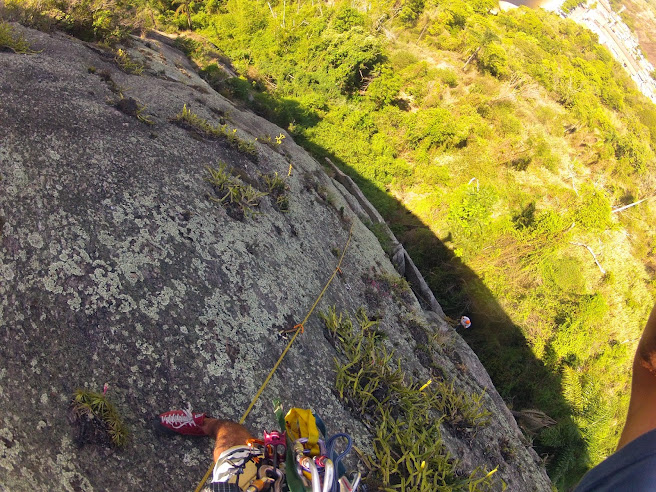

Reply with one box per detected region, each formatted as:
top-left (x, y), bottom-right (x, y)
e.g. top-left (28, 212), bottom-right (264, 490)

top-left (364, 220), bottom-right (394, 256)
top-left (174, 104), bottom-right (256, 155)
top-left (0, 21), bottom-right (32, 53)
top-left (561, 0), bottom-right (585, 14)
top-left (114, 95), bottom-right (154, 124)
top-left (262, 172), bottom-right (290, 212)
top-left (13, 0), bottom-right (656, 488)
top-left (114, 48), bottom-right (143, 75)
top-left (205, 163), bottom-right (266, 219)
top-left (70, 389), bottom-right (129, 448)
top-left (2, 0), bottom-right (150, 44)
top-left (163, 3), bottom-right (653, 487)
top-left (321, 307), bottom-right (496, 491)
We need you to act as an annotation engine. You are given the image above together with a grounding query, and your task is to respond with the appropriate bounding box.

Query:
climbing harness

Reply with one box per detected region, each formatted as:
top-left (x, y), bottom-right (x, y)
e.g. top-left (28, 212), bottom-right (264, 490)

top-left (195, 225), bottom-right (355, 492)
top-left (212, 445), bottom-right (263, 485)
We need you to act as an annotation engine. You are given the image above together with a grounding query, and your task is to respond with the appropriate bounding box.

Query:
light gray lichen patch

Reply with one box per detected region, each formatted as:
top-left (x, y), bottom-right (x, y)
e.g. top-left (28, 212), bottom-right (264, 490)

top-left (0, 263), bottom-right (15, 282)
top-left (0, 426), bottom-right (20, 473)
top-left (27, 232), bottom-right (44, 249)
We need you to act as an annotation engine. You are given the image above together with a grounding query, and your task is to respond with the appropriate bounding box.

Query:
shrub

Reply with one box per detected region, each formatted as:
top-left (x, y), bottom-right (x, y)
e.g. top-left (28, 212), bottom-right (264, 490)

top-left (406, 108), bottom-right (463, 150)
top-left (324, 29), bottom-right (383, 93)
top-left (366, 67), bottom-right (402, 107)
top-left (478, 43), bottom-right (509, 78)
top-left (398, 0), bottom-right (426, 25)
top-left (12, 0), bottom-right (136, 44)
top-left (448, 185), bottom-right (498, 238)
top-left (0, 21), bottom-right (32, 53)
top-left (573, 186), bottom-right (612, 231)
top-left (331, 6), bottom-right (365, 32)
top-left (541, 255), bottom-right (586, 293)
top-left (436, 67), bottom-right (458, 88)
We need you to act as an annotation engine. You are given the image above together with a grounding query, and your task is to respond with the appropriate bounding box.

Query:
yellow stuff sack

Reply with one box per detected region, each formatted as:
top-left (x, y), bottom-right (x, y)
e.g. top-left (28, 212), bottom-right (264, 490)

top-left (284, 407), bottom-right (320, 456)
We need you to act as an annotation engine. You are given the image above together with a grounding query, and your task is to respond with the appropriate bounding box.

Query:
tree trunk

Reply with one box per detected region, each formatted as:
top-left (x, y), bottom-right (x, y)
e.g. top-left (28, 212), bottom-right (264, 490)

top-left (463, 46), bottom-right (481, 70)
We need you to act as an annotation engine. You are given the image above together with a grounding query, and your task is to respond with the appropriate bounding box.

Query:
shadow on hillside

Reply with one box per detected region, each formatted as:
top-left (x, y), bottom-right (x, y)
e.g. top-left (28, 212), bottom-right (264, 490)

top-left (344, 154), bottom-right (590, 488)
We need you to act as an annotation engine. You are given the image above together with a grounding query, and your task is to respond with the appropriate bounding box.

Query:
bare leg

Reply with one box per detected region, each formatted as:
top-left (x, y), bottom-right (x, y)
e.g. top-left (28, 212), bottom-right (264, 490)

top-left (201, 417), bottom-right (255, 462)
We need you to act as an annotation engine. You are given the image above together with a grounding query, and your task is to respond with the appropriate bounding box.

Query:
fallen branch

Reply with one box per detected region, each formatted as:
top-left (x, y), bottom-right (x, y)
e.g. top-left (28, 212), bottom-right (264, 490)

top-left (570, 242), bottom-right (606, 275)
top-left (612, 194), bottom-right (656, 213)
top-left (462, 46), bottom-right (481, 71)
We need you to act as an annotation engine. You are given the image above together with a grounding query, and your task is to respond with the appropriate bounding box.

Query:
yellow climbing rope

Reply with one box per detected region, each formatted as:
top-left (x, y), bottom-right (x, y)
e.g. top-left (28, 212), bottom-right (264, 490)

top-left (194, 224), bottom-right (354, 492)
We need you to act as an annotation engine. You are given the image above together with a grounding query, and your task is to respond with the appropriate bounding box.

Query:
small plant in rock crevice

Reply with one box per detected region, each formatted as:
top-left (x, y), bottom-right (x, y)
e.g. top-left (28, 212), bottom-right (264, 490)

top-left (205, 163), bottom-right (266, 219)
top-left (262, 171), bottom-right (290, 212)
top-left (114, 96), bottom-right (154, 124)
top-left (174, 104), bottom-right (256, 155)
top-left (115, 48), bottom-right (144, 75)
top-left (69, 388), bottom-right (129, 448)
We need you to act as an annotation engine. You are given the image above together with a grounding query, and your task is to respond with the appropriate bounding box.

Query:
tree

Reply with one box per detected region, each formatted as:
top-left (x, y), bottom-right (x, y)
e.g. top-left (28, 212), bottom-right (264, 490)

top-left (172, 0), bottom-right (192, 30)
top-left (463, 27), bottom-right (499, 71)
top-left (478, 42), bottom-right (508, 77)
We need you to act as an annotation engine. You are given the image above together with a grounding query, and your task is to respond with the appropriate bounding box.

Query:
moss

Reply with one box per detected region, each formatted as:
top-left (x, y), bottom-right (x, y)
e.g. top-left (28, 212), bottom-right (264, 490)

top-left (364, 220), bottom-right (393, 256)
top-left (362, 271), bottom-right (414, 307)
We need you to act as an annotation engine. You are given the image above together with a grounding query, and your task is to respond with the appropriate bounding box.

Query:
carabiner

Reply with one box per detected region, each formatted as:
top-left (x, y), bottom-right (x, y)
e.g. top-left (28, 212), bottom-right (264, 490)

top-left (258, 465), bottom-right (284, 492)
top-left (299, 456), bottom-right (321, 492)
top-left (321, 458), bottom-right (334, 492)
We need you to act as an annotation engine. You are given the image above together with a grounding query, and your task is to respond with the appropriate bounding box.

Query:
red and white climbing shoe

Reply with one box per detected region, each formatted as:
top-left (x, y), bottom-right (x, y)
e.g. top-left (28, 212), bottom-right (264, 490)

top-left (157, 404), bottom-right (207, 436)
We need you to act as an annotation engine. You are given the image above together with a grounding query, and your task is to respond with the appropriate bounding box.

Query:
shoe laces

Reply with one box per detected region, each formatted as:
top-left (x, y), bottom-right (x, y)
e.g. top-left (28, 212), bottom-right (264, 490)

top-left (161, 403), bottom-right (197, 428)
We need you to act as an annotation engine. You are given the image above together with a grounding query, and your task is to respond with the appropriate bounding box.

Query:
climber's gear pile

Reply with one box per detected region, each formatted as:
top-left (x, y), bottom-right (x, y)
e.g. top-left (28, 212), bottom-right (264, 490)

top-left (215, 407), bottom-right (361, 492)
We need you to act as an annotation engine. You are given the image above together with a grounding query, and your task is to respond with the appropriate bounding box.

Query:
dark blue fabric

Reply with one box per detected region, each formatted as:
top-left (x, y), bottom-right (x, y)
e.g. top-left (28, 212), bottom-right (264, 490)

top-left (574, 428), bottom-right (656, 491)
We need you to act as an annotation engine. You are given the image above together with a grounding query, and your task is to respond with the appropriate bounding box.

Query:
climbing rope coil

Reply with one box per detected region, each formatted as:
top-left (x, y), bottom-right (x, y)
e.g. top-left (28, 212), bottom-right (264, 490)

top-left (196, 225), bottom-right (360, 492)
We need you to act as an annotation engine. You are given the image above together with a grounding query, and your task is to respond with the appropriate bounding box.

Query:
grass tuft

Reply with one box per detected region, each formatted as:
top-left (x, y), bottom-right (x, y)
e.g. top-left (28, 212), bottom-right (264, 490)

top-left (114, 48), bottom-right (144, 75)
top-left (174, 104), bottom-right (256, 155)
top-left (70, 389), bottom-right (129, 448)
top-left (206, 163), bottom-right (266, 219)
top-left (262, 172), bottom-right (290, 212)
top-left (321, 307), bottom-right (496, 491)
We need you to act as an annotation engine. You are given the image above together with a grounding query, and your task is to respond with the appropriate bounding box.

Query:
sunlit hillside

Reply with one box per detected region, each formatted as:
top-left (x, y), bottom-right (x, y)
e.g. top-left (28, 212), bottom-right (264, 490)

top-left (611, 0), bottom-right (656, 65)
top-left (6, 0), bottom-right (656, 489)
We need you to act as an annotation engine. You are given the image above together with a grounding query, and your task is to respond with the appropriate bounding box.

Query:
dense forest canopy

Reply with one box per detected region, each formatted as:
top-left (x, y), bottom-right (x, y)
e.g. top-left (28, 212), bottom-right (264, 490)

top-left (6, 0), bottom-right (656, 488)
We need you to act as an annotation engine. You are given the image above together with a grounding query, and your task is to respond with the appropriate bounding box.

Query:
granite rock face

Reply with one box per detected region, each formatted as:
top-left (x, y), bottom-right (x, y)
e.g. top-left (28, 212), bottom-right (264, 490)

top-left (0, 25), bottom-right (552, 491)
